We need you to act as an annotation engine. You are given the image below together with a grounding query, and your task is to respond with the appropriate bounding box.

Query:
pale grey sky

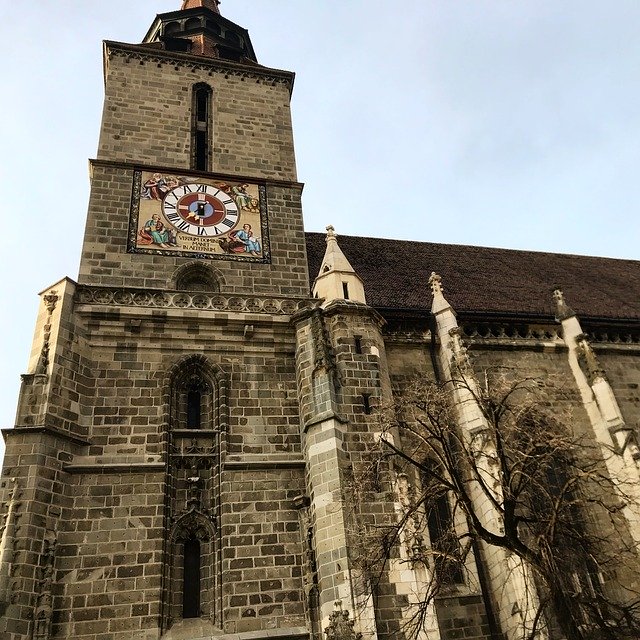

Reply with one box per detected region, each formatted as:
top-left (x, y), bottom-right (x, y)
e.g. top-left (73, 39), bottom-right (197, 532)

top-left (1, 1), bottom-right (639, 461)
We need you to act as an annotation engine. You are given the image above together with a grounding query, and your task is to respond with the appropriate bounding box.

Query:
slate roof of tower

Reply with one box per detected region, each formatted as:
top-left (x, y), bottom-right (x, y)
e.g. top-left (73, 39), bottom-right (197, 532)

top-left (305, 232), bottom-right (640, 321)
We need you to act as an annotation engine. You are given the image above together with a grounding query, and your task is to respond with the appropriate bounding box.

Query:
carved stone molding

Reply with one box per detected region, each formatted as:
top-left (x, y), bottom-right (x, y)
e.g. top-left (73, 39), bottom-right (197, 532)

top-left (311, 310), bottom-right (334, 372)
top-left (576, 334), bottom-right (607, 385)
top-left (460, 321), bottom-right (640, 346)
top-left (32, 532), bottom-right (56, 640)
top-left (36, 290), bottom-right (59, 375)
top-left (325, 601), bottom-right (362, 640)
top-left (75, 285), bottom-right (314, 316)
top-left (461, 322), bottom-right (562, 342)
top-left (587, 328), bottom-right (640, 346)
top-left (106, 43), bottom-right (294, 92)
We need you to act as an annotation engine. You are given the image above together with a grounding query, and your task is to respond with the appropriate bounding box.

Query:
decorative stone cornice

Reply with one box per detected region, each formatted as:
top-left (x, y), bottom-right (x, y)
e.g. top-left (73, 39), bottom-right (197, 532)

top-left (461, 322), bottom-right (563, 342)
top-left (104, 41), bottom-right (295, 94)
top-left (74, 285), bottom-right (314, 316)
top-left (89, 158), bottom-right (304, 191)
top-left (382, 319), bottom-right (640, 348)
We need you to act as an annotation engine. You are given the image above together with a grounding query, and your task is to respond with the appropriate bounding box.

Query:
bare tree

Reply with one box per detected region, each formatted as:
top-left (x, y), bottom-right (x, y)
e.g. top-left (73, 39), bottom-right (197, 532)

top-left (348, 373), bottom-right (640, 640)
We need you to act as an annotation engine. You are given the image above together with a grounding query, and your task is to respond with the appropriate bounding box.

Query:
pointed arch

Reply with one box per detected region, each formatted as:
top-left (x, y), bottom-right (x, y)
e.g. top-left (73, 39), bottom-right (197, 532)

top-left (167, 510), bottom-right (217, 625)
top-left (165, 354), bottom-right (229, 433)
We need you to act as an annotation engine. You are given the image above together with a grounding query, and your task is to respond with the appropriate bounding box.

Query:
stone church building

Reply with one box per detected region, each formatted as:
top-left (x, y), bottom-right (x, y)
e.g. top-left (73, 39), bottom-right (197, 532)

top-left (1, 2), bottom-right (639, 639)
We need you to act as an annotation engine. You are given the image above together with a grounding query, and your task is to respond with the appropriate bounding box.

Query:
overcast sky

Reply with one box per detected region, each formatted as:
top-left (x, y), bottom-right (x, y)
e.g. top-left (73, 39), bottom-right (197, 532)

top-left (1, 0), bottom-right (639, 462)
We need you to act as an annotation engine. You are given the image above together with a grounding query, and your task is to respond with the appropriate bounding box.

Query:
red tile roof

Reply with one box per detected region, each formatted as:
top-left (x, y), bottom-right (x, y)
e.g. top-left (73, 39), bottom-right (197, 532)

top-left (305, 232), bottom-right (640, 321)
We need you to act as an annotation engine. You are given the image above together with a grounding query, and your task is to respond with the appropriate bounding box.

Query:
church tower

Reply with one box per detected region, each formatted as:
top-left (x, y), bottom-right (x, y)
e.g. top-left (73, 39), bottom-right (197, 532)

top-left (0, 3), bottom-right (314, 638)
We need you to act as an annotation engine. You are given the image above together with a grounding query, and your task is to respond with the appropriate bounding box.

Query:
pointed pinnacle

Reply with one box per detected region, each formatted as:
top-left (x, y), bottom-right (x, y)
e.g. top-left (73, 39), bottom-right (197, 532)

top-left (429, 272), bottom-right (443, 297)
top-left (553, 287), bottom-right (575, 321)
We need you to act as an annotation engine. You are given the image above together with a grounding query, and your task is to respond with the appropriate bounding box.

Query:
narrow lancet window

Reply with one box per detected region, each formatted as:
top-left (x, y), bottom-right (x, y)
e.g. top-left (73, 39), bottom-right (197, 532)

top-left (187, 389), bottom-right (202, 429)
top-left (427, 490), bottom-right (464, 584)
top-left (193, 84), bottom-right (212, 171)
top-left (183, 538), bottom-right (201, 619)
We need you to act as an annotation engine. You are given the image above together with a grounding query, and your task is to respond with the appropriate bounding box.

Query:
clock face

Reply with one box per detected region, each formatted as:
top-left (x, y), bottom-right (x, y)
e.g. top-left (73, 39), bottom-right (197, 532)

top-left (162, 184), bottom-right (240, 237)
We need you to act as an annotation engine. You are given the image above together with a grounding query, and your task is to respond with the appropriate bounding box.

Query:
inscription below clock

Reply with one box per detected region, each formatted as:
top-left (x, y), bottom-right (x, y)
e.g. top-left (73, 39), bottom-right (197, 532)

top-left (162, 184), bottom-right (240, 237)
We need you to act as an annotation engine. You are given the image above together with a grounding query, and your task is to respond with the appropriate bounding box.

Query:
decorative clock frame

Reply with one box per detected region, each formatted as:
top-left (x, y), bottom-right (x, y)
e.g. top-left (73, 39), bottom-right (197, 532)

top-left (127, 169), bottom-right (271, 263)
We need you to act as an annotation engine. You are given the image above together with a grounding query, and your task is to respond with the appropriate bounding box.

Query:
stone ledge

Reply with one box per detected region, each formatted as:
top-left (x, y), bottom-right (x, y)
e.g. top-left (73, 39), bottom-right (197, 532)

top-left (162, 621), bottom-right (308, 640)
top-left (223, 456), bottom-right (305, 471)
top-left (2, 426), bottom-right (90, 447)
top-left (64, 459), bottom-right (165, 474)
top-left (220, 628), bottom-right (308, 640)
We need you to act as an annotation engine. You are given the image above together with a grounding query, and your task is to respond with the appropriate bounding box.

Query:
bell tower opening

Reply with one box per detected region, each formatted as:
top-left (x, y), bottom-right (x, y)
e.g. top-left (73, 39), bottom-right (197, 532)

top-left (192, 83), bottom-right (212, 171)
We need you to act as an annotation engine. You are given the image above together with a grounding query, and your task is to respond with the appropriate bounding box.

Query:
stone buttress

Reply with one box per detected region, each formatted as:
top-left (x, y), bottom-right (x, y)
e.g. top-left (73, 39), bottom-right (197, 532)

top-left (429, 273), bottom-right (544, 640)
top-left (554, 289), bottom-right (640, 543)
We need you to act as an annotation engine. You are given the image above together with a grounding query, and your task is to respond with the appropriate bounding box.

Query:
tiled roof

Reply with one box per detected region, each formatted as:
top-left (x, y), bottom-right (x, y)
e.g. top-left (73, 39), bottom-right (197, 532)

top-left (305, 232), bottom-right (640, 321)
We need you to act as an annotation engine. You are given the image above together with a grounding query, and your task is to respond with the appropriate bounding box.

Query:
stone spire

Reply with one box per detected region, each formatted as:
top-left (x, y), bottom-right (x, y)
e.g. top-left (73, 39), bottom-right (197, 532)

top-left (181, 0), bottom-right (220, 12)
top-left (312, 226), bottom-right (367, 304)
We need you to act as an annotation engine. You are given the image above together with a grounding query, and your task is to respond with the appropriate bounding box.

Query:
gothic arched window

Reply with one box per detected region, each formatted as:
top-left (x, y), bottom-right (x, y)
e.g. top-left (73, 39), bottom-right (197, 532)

top-left (192, 83), bottom-right (212, 171)
top-left (167, 513), bottom-right (216, 628)
top-left (183, 537), bottom-right (201, 618)
top-left (172, 363), bottom-right (213, 432)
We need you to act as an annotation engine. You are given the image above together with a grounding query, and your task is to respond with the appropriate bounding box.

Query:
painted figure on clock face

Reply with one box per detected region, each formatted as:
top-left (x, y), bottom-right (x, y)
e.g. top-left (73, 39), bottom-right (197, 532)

top-left (234, 224), bottom-right (261, 255)
top-left (142, 174), bottom-right (168, 200)
top-left (142, 174), bottom-right (193, 200)
top-left (140, 213), bottom-right (170, 247)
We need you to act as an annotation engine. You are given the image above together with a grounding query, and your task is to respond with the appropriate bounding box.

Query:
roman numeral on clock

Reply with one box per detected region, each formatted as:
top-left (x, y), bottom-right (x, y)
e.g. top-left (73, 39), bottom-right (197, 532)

top-left (221, 217), bottom-right (236, 229)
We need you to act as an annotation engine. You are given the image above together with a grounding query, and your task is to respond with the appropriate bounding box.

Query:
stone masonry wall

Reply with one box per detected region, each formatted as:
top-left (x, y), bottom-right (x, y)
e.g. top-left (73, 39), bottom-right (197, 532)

top-left (99, 45), bottom-right (298, 182)
top-left (52, 470), bottom-right (165, 640)
top-left (220, 466), bottom-right (307, 635)
top-left (600, 349), bottom-right (640, 433)
top-left (78, 165), bottom-right (309, 297)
